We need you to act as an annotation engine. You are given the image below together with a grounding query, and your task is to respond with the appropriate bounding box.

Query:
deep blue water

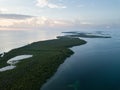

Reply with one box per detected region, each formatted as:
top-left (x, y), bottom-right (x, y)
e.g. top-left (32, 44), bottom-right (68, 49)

top-left (41, 28), bottom-right (120, 90)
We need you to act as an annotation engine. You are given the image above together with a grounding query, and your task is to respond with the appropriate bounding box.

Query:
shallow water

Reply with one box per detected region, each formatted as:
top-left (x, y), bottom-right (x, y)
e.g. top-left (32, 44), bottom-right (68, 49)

top-left (0, 66), bottom-right (16, 72)
top-left (41, 28), bottom-right (120, 90)
top-left (7, 55), bottom-right (33, 64)
top-left (0, 55), bottom-right (33, 72)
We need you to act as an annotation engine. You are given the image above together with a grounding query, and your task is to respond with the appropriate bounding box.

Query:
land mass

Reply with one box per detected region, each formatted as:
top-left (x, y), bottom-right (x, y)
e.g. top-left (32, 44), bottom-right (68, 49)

top-left (0, 37), bottom-right (86, 90)
top-left (57, 32), bottom-right (111, 38)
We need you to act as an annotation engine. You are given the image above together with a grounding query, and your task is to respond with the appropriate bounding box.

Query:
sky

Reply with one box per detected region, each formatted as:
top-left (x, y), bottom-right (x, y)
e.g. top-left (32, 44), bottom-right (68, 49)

top-left (0, 0), bottom-right (120, 30)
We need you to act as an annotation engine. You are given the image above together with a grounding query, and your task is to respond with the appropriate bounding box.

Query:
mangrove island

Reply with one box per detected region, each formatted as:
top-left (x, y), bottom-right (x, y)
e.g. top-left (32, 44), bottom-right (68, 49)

top-left (0, 37), bottom-right (86, 90)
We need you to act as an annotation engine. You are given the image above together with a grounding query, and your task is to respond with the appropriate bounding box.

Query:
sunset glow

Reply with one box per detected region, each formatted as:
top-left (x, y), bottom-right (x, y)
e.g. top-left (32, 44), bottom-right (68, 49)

top-left (0, 0), bottom-right (120, 30)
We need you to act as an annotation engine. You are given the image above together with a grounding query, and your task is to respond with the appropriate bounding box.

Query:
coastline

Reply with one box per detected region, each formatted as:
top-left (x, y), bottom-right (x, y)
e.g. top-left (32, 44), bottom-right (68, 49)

top-left (0, 37), bottom-right (86, 90)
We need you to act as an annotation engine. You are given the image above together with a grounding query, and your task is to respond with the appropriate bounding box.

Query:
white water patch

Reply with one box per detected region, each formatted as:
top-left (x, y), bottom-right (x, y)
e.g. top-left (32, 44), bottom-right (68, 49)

top-left (7, 55), bottom-right (33, 65)
top-left (0, 55), bottom-right (33, 72)
top-left (0, 66), bottom-right (16, 72)
top-left (0, 52), bottom-right (5, 57)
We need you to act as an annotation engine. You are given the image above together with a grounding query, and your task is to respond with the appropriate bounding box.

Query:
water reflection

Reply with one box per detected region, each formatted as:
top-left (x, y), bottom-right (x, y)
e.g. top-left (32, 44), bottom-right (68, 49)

top-left (0, 30), bottom-right (61, 53)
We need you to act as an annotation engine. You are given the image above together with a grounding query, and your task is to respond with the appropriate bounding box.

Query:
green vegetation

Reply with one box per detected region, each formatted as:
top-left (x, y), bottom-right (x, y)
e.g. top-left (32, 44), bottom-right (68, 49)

top-left (0, 38), bottom-right (86, 90)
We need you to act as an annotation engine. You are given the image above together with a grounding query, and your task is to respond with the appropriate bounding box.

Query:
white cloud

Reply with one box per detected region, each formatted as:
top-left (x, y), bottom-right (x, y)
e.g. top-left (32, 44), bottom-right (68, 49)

top-left (0, 17), bottom-right (70, 28)
top-left (0, 8), bottom-right (8, 13)
top-left (48, 3), bottom-right (66, 8)
top-left (10, 17), bottom-right (72, 28)
top-left (0, 19), bottom-right (14, 27)
top-left (36, 0), bottom-right (48, 8)
top-left (0, 14), bottom-right (95, 30)
top-left (0, 16), bottom-right (74, 29)
top-left (36, 0), bottom-right (66, 8)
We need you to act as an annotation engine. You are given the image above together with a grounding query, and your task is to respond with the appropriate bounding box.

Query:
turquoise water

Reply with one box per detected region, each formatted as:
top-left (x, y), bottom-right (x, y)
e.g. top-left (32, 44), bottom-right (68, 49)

top-left (41, 28), bottom-right (120, 90)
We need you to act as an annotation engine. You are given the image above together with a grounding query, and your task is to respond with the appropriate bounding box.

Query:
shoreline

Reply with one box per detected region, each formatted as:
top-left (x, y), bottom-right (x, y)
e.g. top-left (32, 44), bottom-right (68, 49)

top-left (0, 37), bottom-right (86, 90)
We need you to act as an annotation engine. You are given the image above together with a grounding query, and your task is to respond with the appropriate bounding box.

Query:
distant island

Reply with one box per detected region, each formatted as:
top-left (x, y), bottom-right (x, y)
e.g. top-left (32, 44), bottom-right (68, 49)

top-left (57, 31), bottom-right (111, 38)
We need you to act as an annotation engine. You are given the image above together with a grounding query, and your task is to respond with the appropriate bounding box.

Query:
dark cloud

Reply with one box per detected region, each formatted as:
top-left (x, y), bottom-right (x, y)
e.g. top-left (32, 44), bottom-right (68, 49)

top-left (0, 14), bottom-right (33, 19)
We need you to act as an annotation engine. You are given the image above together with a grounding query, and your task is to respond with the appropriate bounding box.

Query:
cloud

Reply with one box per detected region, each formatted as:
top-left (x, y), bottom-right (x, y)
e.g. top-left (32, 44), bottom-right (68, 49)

top-left (36, 0), bottom-right (48, 8)
top-left (0, 8), bottom-right (8, 13)
top-left (9, 17), bottom-right (73, 28)
top-left (0, 14), bottom-right (95, 30)
top-left (0, 16), bottom-right (73, 29)
top-left (0, 19), bottom-right (14, 27)
top-left (47, 3), bottom-right (66, 8)
top-left (0, 14), bottom-right (33, 20)
top-left (36, 0), bottom-right (66, 8)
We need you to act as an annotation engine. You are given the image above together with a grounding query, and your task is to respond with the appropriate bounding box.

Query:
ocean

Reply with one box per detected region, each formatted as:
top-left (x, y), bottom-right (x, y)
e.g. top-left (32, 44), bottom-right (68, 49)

top-left (41, 28), bottom-right (120, 90)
